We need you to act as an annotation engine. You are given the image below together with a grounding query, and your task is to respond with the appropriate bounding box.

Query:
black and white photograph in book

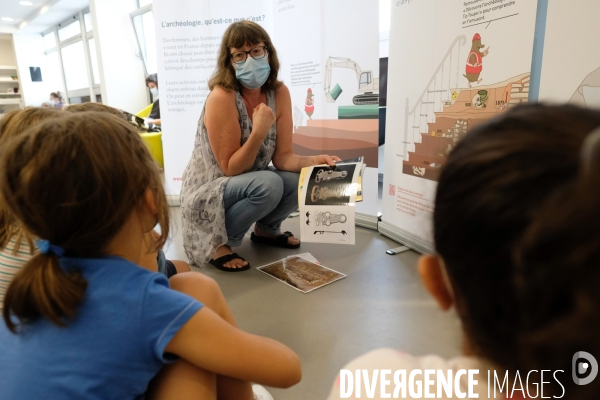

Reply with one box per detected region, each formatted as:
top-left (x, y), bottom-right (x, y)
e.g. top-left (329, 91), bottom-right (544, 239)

top-left (304, 164), bottom-right (358, 206)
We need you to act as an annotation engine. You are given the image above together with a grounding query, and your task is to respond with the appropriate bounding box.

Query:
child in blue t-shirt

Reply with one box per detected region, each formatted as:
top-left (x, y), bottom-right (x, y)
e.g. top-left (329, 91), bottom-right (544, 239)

top-left (0, 111), bottom-right (301, 399)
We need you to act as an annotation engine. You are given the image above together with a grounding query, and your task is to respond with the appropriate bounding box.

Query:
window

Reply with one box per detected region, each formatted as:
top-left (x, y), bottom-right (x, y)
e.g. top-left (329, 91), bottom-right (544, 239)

top-left (58, 19), bottom-right (81, 42)
top-left (88, 38), bottom-right (100, 85)
top-left (139, 0), bottom-right (153, 6)
top-left (132, 9), bottom-right (157, 74)
top-left (380, 0), bottom-right (391, 33)
top-left (44, 9), bottom-right (102, 104)
top-left (84, 12), bottom-right (93, 32)
top-left (379, 0), bottom-right (391, 57)
top-left (61, 41), bottom-right (88, 91)
top-left (44, 51), bottom-right (64, 93)
top-left (43, 32), bottom-right (56, 50)
top-left (359, 72), bottom-right (371, 89)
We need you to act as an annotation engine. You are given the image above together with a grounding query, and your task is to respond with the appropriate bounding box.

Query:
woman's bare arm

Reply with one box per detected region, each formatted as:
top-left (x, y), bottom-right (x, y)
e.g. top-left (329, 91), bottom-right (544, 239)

top-left (205, 87), bottom-right (275, 176)
top-left (271, 84), bottom-right (340, 172)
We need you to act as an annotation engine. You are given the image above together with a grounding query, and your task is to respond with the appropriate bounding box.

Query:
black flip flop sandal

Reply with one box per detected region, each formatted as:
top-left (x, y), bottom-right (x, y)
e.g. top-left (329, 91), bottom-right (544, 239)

top-left (250, 231), bottom-right (301, 249)
top-left (209, 253), bottom-right (250, 272)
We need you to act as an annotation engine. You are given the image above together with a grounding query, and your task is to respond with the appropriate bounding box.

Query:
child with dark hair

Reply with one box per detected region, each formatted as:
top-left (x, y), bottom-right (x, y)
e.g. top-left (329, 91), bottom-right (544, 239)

top-left (0, 112), bottom-right (301, 399)
top-left (328, 104), bottom-right (600, 399)
top-left (0, 107), bottom-right (63, 310)
top-left (65, 102), bottom-right (190, 278)
top-left (65, 102), bottom-right (128, 120)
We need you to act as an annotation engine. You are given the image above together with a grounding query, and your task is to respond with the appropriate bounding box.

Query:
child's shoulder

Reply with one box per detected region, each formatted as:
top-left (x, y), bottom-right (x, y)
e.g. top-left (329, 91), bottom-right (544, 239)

top-left (59, 255), bottom-right (201, 335)
top-left (62, 255), bottom-right (155, 276)
top-left (61, 256), bottom-right (169, 300)
top-left (1, 235), bottom-right (34, 257)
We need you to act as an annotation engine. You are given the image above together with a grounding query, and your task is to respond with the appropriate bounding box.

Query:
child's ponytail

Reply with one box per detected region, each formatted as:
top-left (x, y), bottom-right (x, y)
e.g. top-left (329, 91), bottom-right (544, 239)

top-left (3, 248), bottom-right (86, 333)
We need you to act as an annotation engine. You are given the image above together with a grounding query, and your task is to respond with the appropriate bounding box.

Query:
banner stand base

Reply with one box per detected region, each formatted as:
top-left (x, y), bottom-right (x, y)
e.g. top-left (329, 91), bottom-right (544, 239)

top-left (386, 246), bottom-right (410, 255)
top-left (356, 212), bottom-right (378, 231)
top-left (378, 221), bottom-right (433, 255)
top-left (167, 195), bottom-right (180, 207)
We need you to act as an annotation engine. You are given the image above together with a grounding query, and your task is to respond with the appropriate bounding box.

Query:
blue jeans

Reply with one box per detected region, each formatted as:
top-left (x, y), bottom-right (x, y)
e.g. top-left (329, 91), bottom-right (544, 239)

top-left (223, 169), bottom-right (300, 247)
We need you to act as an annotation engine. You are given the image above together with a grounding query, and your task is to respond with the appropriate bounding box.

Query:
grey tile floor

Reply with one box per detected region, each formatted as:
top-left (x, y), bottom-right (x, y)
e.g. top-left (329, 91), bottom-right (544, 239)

top-left (164, 207), bottom-right (462, 400)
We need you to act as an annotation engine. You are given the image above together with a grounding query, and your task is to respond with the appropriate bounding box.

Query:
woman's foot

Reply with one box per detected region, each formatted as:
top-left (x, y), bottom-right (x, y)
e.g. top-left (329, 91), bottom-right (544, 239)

top-left (211, 245), bottom-right (249, 269)
top-left (253, 226), bottom-right (300, 247)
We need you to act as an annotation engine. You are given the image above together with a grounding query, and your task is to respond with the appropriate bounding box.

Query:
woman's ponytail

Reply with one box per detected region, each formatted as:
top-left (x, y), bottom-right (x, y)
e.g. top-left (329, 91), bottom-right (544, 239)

top-left (3, 251), bottom-right (87, 333)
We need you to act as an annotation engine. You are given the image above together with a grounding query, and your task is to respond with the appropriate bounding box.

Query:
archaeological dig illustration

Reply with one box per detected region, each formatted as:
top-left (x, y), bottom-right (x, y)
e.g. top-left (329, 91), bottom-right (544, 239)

top-left (401, 34), bottom-right (530, 182)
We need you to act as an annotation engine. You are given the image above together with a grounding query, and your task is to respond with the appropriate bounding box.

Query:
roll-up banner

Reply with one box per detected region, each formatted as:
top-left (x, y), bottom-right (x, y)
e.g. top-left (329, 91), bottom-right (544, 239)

top-left (154, 0), bottom-right (379, 221)
top-left (380, 0), bottom-right (539, 252)
top-left (274, 0), bottom-right (379, 223)
top-left (153, 0), bottom-right (272, 201)
top-left (538, 1), bottom-right (600, 108)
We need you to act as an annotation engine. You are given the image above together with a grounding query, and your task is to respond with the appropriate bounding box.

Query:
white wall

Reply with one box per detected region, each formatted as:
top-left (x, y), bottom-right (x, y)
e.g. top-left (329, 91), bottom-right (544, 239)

top-left (12, 33), bottom-right (57, 106)
top-left (90, 0), bottom-right (147, 113)
top-left (0, 38), bottom-right (17, 65)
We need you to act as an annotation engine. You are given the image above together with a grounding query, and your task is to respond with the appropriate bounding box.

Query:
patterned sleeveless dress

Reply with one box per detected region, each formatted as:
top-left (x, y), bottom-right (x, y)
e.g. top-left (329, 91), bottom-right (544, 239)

top-left (180, 90), bottom-right (277, 265)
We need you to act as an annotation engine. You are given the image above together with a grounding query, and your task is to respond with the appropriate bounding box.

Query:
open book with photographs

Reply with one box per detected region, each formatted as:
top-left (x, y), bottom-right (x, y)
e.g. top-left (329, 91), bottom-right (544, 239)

top-left (297, 157), bottom-right (366, 245)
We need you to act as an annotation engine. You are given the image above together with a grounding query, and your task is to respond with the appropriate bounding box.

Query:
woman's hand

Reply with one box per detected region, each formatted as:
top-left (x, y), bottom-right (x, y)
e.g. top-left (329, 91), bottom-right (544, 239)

top-left (205, 87), bottom-right (268, 176)
top-left (252, 103), bottom-right (276, 139)
top-left (311, 154), bottom-right (342, 167)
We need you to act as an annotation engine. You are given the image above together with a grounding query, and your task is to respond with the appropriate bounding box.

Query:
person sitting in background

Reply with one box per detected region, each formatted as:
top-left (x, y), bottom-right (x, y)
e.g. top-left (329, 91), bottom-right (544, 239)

top-left (49, 91), bottom-right (64, 109)
top-left (0, 107), bottom-right (63, 310)
top-left (328, 104), bottom-right (600, 399)
top-left (145, 73), bottom-right (161, 125)
top-left (0, 112), bottom-right (301, 399)
top-left (65, 102), bottom-right (190, 277)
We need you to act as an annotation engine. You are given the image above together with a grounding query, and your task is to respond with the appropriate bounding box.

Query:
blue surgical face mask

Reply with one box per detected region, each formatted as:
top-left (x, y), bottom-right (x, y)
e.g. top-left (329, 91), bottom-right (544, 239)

top-left (150, 87), bottom-right (159, 97)
top-left (234, 56), bottom-right (271, 89)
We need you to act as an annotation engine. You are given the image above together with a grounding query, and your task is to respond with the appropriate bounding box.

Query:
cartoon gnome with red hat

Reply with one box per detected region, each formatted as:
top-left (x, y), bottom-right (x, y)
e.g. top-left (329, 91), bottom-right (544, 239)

top-left (464, 33), bottom-right (490, 88)
top-left (304, 88), bottom-right (315, 119)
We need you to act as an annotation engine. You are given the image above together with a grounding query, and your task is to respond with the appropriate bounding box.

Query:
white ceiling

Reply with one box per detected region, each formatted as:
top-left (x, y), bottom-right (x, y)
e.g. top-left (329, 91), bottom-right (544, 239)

top-left (0, 0), bottom-right (89, 34)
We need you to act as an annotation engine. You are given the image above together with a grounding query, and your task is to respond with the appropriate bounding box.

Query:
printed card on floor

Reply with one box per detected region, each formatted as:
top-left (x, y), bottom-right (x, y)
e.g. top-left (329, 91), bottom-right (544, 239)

top-left (293, 252), bottom-right (320, 264)
top-left (257, 256), bottom-right (346, 293)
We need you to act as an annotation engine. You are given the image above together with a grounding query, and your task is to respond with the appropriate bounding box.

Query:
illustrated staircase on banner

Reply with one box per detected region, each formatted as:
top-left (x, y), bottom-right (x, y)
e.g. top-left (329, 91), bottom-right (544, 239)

top-left (401, 35), bottom-right (530, 182)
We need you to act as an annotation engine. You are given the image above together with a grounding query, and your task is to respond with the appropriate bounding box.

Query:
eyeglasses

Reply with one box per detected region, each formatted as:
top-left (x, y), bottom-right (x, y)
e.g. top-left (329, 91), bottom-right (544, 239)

top-left (230, 46), bottom-right (268, 65)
